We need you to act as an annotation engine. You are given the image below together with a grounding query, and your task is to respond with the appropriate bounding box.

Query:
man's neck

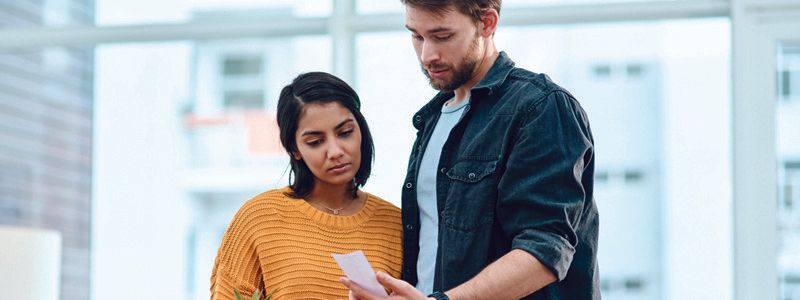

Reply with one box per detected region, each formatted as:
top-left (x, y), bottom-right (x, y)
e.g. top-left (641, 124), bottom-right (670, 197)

top-left (452, 50), bottom-right (499, 104)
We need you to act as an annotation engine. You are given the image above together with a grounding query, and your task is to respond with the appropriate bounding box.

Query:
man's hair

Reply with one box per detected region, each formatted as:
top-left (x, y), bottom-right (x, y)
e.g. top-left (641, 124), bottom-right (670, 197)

top-left (400, 0), bottom-right (501, 24)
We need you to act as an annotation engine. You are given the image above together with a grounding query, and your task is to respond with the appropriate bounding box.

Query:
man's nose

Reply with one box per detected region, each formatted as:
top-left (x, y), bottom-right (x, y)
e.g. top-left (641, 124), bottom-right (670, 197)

top-left (420, 41), bottom-right (440, 66)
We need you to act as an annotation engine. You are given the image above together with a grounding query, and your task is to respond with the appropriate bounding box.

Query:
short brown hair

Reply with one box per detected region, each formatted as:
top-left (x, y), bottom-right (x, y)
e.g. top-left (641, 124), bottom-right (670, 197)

top-left (400, 0), bottom-right (501, 24)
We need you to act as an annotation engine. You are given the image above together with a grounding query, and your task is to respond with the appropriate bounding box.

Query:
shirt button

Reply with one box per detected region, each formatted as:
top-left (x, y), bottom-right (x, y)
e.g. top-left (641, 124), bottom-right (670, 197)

top-left (468, 173), bottom-right (476, 179)
top-left (440, 167), bottom-right (447, 174)
top-left (414, 115), bottom-right (422, 123)
top-left (405, 182), bottom-right (413, 189)
top-left (406, 224), bottom-right (413, 230)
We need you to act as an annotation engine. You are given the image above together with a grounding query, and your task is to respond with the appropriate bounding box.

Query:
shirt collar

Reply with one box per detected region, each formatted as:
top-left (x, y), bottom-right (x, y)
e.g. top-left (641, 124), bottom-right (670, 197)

top-left (412, 51), bottom-right (516, 128)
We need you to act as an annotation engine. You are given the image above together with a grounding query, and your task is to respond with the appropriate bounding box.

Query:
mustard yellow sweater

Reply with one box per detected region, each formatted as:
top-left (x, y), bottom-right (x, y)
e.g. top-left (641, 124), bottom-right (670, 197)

top-left (210, 187), bottom-right (402, 299)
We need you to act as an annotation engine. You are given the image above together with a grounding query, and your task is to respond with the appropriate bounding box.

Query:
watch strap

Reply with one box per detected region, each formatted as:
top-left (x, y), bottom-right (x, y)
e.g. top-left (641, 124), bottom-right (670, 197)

top-left (428, 291), bottom-right (450, 300)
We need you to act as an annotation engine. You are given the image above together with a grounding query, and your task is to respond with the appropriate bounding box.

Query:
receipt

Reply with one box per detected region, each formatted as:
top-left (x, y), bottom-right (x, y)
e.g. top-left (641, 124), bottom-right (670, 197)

top-left (332, 250), bottom-right (389, 296)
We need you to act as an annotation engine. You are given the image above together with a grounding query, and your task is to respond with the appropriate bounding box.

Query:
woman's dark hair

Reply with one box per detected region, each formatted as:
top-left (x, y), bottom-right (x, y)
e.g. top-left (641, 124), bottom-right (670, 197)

top-left (276, 72), bottom-right (374, 199)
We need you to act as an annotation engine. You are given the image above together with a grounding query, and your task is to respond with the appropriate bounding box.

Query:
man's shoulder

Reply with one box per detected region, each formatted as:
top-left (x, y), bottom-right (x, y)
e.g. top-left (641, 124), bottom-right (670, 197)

top-left (506, 67), bottom-right (568, 96)
top-left (494, 67), bottom-right (575, 109)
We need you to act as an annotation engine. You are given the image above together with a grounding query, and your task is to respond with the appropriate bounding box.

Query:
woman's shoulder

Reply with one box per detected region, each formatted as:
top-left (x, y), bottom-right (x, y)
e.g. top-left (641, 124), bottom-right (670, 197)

top-left (365, 192), bottom-right (401, 214)
top-left (250, 187), bottom-right (293, 203)
top-left (232, 187), bottom-right (295, 219)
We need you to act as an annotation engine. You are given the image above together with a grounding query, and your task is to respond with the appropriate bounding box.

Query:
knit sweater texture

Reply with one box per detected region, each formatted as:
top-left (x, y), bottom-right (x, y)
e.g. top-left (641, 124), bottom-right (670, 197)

top-left (210, 187), bottom-right (402, 299)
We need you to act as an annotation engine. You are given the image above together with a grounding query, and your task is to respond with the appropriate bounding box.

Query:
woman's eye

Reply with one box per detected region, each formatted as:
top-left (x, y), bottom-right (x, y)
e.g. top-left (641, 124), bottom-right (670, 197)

top-left (340, 130), bottom-right (353, 137)
top-left (306, 139), bottom-right (322, 147)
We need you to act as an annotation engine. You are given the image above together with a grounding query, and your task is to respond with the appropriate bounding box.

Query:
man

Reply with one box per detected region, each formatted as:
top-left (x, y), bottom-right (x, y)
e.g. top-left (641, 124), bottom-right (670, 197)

top-left (341, 1), bottom-right (599, 299)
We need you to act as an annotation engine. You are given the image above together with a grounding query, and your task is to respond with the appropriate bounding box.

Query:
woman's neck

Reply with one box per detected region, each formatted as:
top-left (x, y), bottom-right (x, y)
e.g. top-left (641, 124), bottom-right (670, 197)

top-left (308, 180), bottom-right (356, 210)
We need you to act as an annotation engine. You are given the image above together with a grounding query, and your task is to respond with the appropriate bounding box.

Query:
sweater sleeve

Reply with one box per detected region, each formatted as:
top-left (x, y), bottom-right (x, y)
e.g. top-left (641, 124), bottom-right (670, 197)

top-left (210, 203), bottom-right (265, 300)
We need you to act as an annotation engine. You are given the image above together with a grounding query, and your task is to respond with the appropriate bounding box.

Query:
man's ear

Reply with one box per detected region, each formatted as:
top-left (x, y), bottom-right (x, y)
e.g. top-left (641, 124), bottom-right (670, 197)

top-left (479, 8), bottom-right (499, 37)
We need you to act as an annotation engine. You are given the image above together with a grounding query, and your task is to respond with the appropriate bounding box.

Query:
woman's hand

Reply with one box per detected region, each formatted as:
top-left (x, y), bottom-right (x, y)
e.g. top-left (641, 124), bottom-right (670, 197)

top-left (341, 272), bottom-right (431, 300)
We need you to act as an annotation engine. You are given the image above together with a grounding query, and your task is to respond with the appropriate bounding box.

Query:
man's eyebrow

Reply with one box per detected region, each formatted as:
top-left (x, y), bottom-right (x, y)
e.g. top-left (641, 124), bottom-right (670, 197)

top-left (405, 25), bottom-right (452, 34)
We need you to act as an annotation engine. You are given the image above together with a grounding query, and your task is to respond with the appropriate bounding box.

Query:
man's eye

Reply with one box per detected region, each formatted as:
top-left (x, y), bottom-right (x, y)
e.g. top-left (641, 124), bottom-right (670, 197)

top-left (412, 34), bottom-right (423, 41)
top-left (435, 35), bottom-right (452, 41)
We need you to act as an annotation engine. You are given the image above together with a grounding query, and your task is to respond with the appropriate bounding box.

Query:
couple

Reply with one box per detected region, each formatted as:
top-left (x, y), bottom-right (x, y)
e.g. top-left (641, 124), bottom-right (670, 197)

top-left (210, 0), bottom-right (599, 299)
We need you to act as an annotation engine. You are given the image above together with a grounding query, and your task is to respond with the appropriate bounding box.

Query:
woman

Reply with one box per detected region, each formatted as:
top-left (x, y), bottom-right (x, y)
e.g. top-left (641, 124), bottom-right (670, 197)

top-left (210, 72), bottom-right (402, 299)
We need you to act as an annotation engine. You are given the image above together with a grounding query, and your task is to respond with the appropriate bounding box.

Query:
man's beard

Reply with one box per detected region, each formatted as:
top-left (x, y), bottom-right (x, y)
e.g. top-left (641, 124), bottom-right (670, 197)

top-left (421, 35), bottom-right (482, 92)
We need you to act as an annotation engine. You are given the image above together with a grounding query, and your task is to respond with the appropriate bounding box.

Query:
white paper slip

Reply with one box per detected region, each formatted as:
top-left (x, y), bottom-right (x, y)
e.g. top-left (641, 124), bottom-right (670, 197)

top-left (332, 250), bottom-right (389, 296)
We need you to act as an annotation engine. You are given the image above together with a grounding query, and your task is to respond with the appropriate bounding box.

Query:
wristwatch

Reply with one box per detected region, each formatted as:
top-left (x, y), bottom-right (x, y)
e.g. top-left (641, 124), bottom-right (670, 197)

top-left (428, 291), bottom-right (450, 300)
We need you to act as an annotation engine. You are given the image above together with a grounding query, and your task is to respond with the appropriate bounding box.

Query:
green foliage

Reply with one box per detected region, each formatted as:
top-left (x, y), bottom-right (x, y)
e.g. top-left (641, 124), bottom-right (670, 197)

top-left (233, 288), bottom-right (275, 300)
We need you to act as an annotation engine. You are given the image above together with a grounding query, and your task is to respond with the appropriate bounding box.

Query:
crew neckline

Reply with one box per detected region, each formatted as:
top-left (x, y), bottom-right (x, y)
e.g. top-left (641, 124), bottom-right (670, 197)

top-left (442, 95), bottom-right (470, 114)
top-left (282, 187), bottom-right (377, 230)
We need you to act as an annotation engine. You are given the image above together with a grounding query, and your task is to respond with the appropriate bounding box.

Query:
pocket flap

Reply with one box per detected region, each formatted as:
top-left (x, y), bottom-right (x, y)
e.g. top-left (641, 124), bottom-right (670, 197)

top-left (445, 160), bottom-right (498, 183)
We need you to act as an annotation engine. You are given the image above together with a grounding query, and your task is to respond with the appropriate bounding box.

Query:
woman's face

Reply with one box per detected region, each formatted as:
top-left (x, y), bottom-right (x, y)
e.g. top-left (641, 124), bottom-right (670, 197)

top-left (293, 101), bottom-right (362, 188)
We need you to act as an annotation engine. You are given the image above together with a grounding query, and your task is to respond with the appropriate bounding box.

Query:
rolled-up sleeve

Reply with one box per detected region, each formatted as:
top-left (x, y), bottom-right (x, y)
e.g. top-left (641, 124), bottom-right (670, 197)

top-left (497, 90), bottom-right (594, 281)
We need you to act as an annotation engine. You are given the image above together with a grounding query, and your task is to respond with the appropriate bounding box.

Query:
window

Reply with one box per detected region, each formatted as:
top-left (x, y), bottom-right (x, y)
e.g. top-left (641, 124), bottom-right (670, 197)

top-left (779, 46), bottom-right (800, 103)
top-left (0, 1), bottom-right (752, 299)
top-left (778, 44), bottom-right (800, 299)
top-left (221, 55), bottom-right (265, 111)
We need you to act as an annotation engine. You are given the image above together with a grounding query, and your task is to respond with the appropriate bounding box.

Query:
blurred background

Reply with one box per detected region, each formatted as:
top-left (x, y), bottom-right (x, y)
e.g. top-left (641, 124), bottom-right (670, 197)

top-left (0, 0), bottom-right (797, 299)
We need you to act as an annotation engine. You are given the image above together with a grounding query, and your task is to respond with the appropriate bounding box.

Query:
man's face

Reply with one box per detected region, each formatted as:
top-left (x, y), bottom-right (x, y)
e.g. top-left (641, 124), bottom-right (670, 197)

top-left (405, 5), bottom-right (484, 92)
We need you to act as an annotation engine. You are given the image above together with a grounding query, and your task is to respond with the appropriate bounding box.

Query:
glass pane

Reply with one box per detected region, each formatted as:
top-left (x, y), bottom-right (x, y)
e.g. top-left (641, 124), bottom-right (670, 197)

top-left (355, 32), bottom-right (435, 202)
top-left (778, 44), bottom-right (800, 300)
top-left (0, 0), bottom-right (94, 28)
top-left (0, 46), bottom-right (93, 299)
top-left (357, 18), bottom-right (731, 299)
top-left (357, 0), bottom-right (689, 14)
top-left (96, 0), bottom-right (331, 26)
top-left (223, 56), bottom-right (263, 75)
top-left (92, 36), bottom-right (331, 299)
top-left (504, 0), bottom-right (685, 8)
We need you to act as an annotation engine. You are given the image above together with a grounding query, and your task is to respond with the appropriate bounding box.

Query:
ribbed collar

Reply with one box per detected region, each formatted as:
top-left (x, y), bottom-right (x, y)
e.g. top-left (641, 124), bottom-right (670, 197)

top-left (283, 187), bottom-right (378, 230)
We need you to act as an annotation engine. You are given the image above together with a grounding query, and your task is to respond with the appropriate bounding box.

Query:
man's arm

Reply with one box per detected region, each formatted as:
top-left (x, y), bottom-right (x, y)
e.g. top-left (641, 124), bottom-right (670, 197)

top-left (342, 250), bottom-right (554, 300)
top-left (444, 249), bottom-right (556, 300)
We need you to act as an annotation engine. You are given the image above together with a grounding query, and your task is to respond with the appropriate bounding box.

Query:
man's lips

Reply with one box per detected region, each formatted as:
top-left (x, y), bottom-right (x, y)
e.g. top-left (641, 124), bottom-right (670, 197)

top-left (428, 68), bottom-right (449, 78)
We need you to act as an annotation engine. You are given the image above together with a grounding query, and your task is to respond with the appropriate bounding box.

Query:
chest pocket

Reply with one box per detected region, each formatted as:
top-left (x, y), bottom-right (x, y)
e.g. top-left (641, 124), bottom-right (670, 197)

top-left (443, 159), bottom-right (499, 231)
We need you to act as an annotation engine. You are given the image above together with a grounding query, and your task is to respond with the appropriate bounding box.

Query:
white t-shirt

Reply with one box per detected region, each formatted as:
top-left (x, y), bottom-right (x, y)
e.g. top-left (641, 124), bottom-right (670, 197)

top-left (415, 97), bottom-right (469, 294)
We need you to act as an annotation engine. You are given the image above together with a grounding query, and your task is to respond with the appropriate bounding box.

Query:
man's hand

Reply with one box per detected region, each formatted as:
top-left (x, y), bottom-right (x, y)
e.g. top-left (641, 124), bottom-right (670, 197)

top-left (340, 272), bottom-right (431, 300)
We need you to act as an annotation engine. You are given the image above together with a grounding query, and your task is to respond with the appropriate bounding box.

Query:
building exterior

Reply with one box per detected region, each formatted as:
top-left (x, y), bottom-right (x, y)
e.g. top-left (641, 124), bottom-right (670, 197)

top-left (0, 1), bottom-right (94, 299)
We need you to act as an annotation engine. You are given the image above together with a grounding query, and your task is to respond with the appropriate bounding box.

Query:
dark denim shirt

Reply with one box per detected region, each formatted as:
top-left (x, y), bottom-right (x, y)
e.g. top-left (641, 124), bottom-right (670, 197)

top-left (401, 52), bottom-right (600, 299)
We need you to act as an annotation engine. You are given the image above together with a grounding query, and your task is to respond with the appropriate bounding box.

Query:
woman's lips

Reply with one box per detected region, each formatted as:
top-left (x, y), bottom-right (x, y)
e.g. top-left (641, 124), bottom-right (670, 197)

top-left (329, 163), bottom-right (351, 174)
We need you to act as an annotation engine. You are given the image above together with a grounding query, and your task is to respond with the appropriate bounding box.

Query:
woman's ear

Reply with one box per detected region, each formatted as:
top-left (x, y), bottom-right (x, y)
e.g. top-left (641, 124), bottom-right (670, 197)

top-left (479, 8), bottom-right (499, 37)
top-left (292, 151), bottom-right (302, 160)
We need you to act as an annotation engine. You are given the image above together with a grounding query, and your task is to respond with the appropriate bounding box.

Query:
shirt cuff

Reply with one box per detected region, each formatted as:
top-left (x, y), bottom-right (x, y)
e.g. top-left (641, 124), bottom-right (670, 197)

top-left (511, 229), bottom-right (576, 281)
